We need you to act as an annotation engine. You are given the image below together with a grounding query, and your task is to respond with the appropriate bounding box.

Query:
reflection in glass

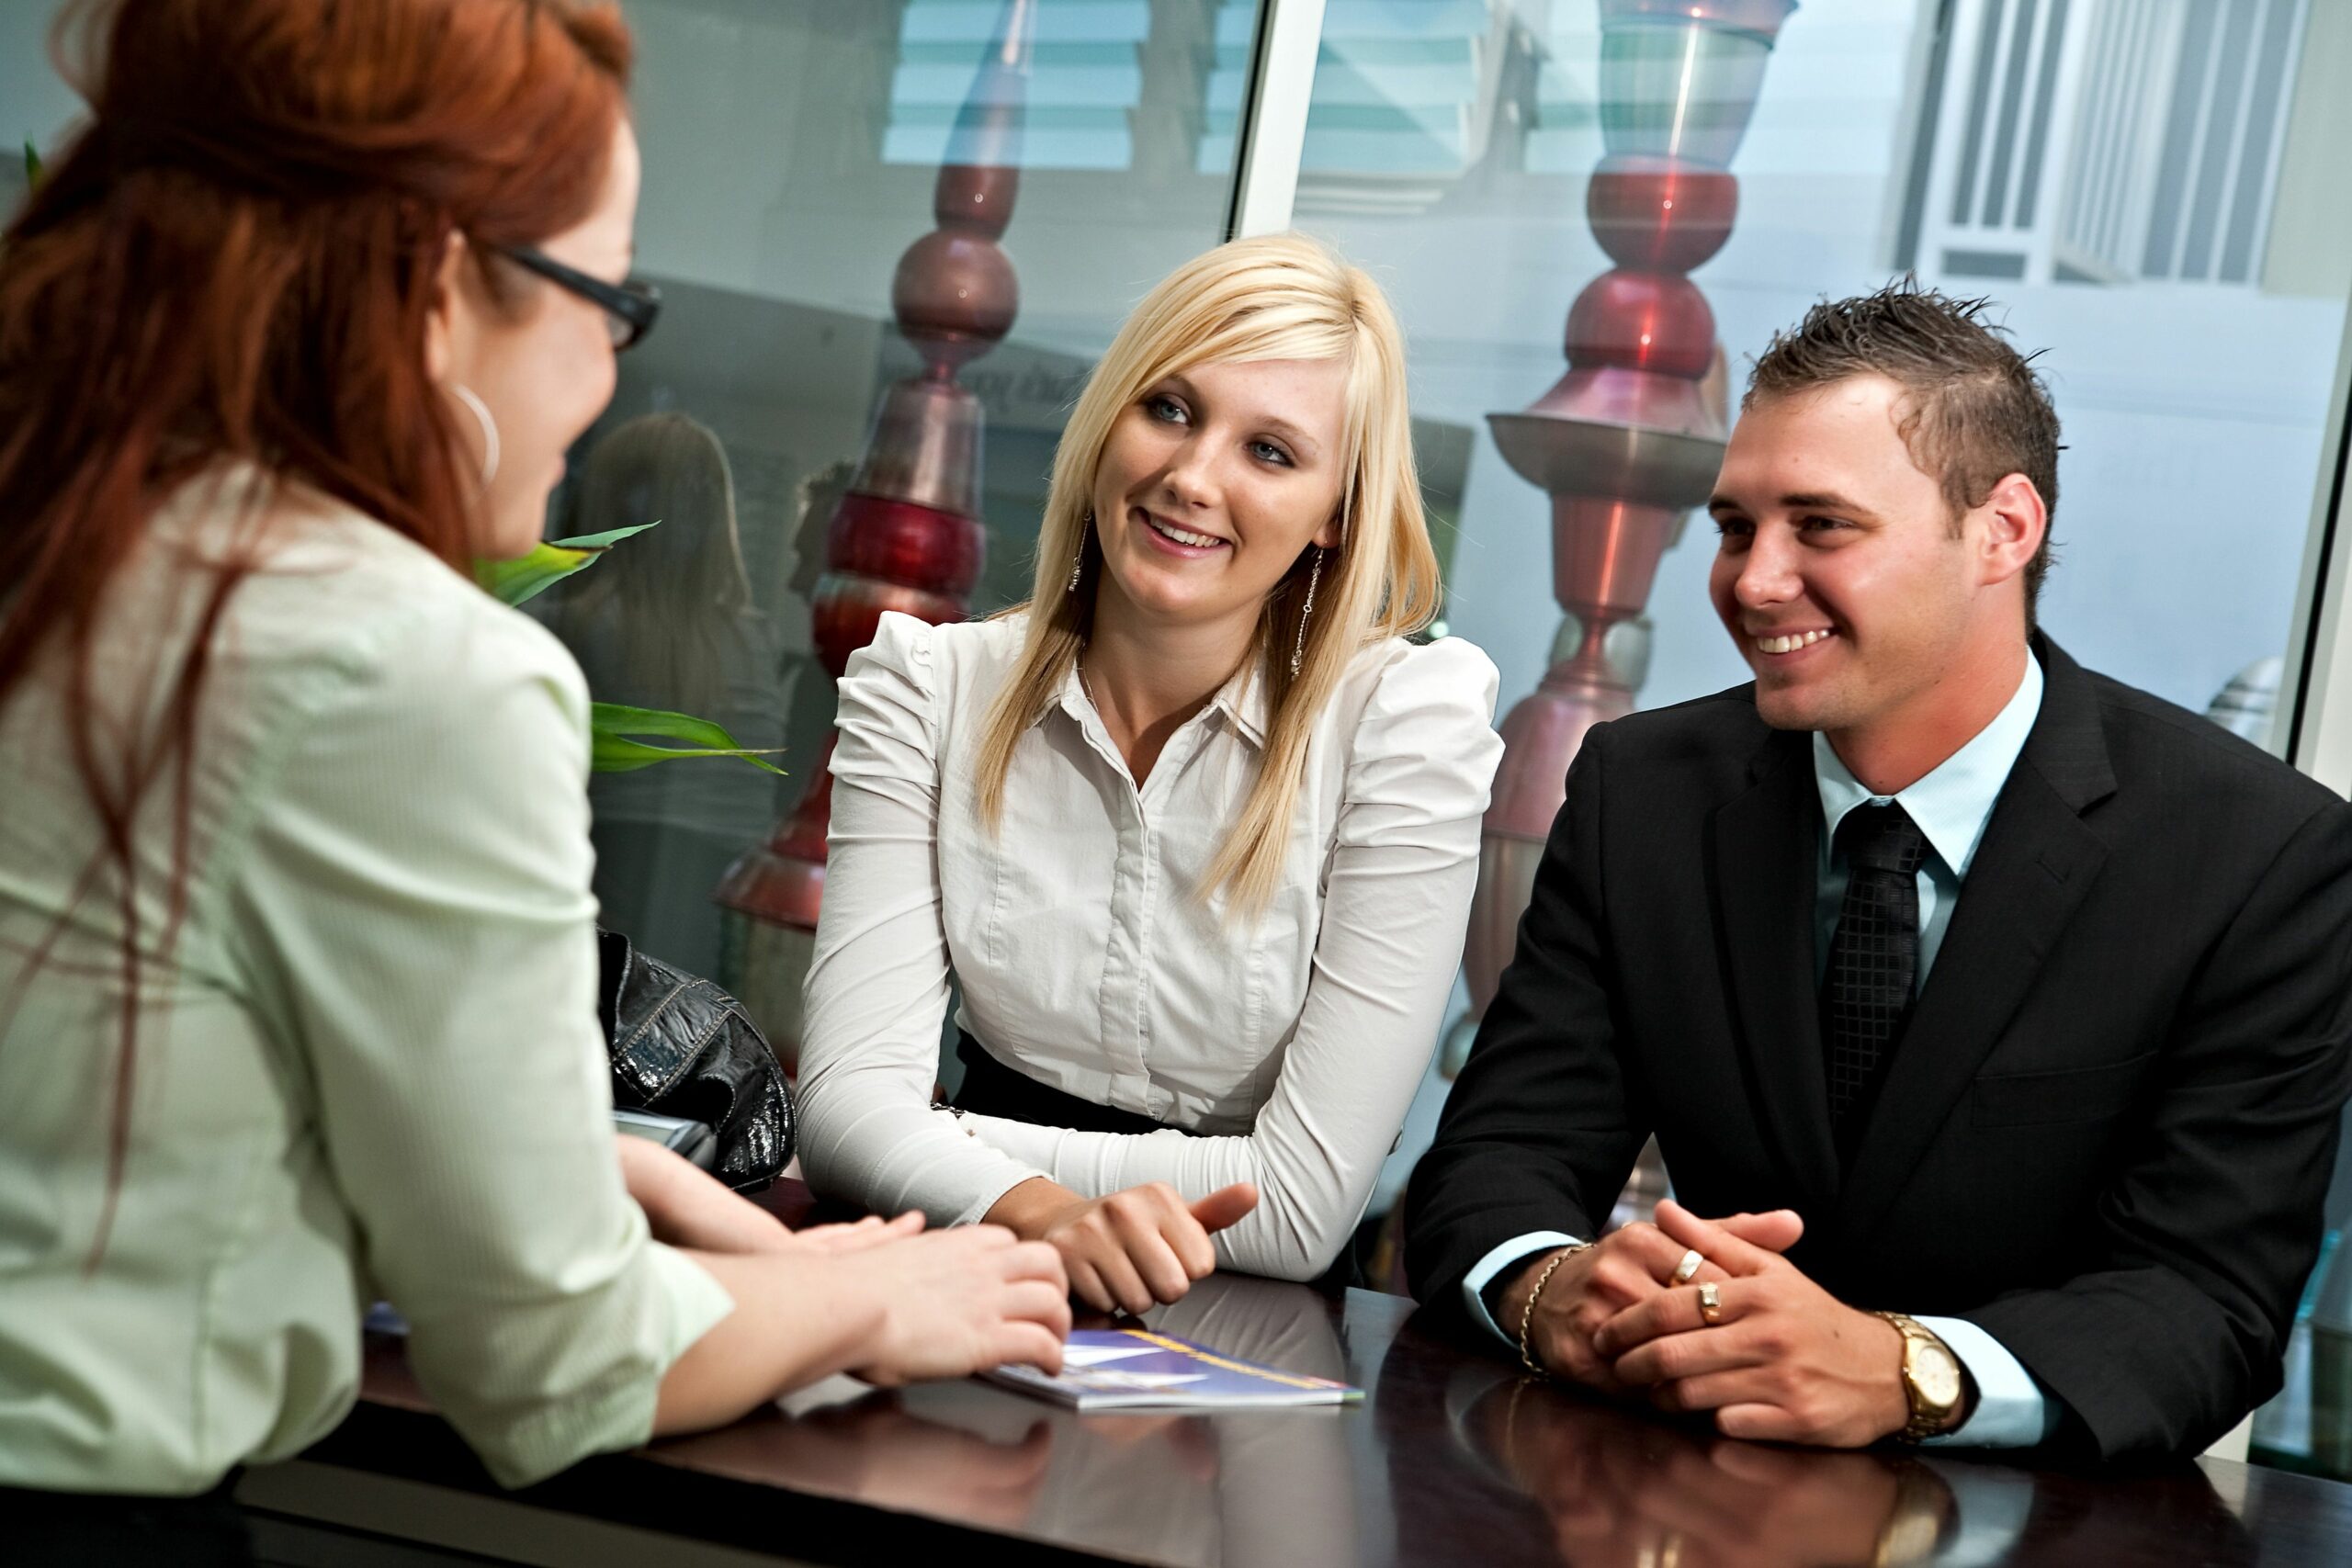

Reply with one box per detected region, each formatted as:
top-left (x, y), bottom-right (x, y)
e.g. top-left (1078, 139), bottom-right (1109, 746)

top-left (548, 0), bottom-right (1257, 1061)
top-left (1144, 1269), bottom-right (1351, 1383)
top-left (715, 0), bottom-right (1032, 1065)
top-left (888, 0), bottom-right (1148, 170)
top-left (1466, 0), bottom-right (1795, 1043)
top-left (539, 413), bottom-right (784, 978)
top-left (1596, 6), bottom-right (1781, 168)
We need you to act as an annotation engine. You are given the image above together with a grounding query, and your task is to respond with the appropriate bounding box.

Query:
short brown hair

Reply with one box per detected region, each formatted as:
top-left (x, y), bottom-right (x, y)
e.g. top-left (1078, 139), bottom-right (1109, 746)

top-left (1746, 280), bottom-right (2062, 614)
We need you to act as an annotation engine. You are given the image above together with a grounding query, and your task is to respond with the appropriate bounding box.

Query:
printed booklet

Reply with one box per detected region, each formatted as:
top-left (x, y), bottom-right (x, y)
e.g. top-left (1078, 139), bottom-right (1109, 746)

top-left (983, 1326), bottom-right (1363, 1411)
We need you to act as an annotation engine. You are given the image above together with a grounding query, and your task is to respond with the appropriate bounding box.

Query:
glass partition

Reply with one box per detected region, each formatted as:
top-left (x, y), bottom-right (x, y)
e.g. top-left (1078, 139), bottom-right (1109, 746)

top-left (533, 1), bottom-right (1267, 1032)
top-left (1287, 0), bottom-right (2352, 1461)
top-left (6, 0), bottom-right (1272, 1059)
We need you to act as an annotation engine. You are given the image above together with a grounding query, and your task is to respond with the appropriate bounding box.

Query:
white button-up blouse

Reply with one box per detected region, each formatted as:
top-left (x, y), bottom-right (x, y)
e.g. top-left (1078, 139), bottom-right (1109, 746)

top-left (796, 610), bottom-right (1502, 1281)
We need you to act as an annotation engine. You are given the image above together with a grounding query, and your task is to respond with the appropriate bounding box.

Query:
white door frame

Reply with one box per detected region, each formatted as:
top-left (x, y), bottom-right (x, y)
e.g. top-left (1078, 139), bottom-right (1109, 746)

top-left (1225, 0), bottom-right (1328, 238)
top-left (2282, 302), bottom-right (2352, 787)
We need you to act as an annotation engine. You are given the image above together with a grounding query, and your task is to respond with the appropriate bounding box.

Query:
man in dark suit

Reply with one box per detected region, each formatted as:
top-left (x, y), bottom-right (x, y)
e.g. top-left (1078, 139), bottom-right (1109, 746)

top-left (1405, 283), bottom-right (2352, 1459)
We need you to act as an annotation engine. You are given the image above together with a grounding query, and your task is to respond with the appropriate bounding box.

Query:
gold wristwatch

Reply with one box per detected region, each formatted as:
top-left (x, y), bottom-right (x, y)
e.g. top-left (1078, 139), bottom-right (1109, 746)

top-left (1875, 1313), bottom-right (1966, 1441)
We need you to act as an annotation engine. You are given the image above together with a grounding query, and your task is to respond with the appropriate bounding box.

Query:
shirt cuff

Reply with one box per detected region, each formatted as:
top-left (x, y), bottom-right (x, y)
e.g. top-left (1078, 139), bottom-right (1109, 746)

top-left (645, 1240), bottom-right (739, 1370)
top-left (465, 1241), bottom-right (736, 1490)
top-left (1462, 1231), bottom-right (1585, 1348)
top-left (1915, 1314), bottom-right (2053, 1449)
top-left (943, 1111), bottom-right (1064, 1227)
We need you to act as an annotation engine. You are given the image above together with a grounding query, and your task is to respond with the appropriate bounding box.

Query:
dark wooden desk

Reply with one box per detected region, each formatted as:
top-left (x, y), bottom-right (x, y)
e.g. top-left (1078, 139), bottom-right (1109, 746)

top-left (238, 1261), bottom-right (2352, 1568)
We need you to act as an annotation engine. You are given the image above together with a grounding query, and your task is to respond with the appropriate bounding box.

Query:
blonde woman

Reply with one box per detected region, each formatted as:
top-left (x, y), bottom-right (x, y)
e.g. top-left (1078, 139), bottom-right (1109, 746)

top-left (797, 234), bottom-right (1502, 1313)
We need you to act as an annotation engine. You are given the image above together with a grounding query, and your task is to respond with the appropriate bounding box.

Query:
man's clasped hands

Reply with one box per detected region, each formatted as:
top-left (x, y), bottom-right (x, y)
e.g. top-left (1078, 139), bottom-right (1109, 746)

top-left (1499, 1201), bottom-right (1917, 1448)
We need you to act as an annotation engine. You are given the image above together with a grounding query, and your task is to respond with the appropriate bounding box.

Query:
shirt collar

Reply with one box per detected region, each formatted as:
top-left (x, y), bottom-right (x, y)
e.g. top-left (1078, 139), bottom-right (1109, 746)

top-left (1054, 652), bottom-right (1271, 750)
top-left (1212, 658), bottom-right (1272, 748)
top-left (1813, 651), bottom-right (2045, 880)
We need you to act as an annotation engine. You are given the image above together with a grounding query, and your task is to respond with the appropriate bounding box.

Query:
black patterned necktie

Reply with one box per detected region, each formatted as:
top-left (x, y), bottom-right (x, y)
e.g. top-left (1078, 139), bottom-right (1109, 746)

top-left (1821, 800), bottom-right (1927, 1134)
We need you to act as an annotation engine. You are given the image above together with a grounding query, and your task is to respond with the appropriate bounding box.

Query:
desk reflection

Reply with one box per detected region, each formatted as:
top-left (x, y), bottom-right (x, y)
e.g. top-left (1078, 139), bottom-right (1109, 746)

top-left (1453, 1371), bottom-right (1945, 1566)
top-left (652, 1271), bottom-right (1360, 1568)
top-left (1385, 1343), bottom-right (2256, 1568)
top-left (659, 1390), bottom-right (1056, 1534)
top-left (334, 1278), bottom-right (2349, 1565)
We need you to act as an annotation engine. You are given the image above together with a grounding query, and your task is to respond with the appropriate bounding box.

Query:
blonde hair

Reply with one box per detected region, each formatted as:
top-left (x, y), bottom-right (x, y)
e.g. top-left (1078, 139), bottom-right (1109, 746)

top-left (974, 231), bottom-right (1442, 916)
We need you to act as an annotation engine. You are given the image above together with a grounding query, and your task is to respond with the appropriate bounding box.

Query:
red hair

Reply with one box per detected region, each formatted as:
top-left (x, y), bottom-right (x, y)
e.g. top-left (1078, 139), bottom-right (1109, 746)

top-left (0, 0), bottom-right (632, 1261)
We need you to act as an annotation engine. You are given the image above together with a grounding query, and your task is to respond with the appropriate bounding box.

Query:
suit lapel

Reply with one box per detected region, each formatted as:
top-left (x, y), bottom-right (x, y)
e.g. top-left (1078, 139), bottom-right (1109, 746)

top-left (1835, 636), bottom-right (2117, 1246)
top-left (1710, 726), bottom-right (1840, 1206)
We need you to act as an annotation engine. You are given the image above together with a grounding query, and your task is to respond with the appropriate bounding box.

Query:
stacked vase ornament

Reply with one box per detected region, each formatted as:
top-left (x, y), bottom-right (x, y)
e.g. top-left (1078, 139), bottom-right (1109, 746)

top-left (1455, 0), bottom-right (1798, 1058)
top-left (716, 0), bottom-right (1035, 1065)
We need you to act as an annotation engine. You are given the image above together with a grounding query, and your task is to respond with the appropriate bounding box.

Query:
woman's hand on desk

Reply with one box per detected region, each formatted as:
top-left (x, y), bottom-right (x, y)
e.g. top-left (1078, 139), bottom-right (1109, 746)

top-left (984, 1178), bottom-right (1260, 1315)
top-left (616, 1132), bottom-right (1075, 1384)
top-left (615, 1134), bottom-right (800, 1254)
top-left (838, 1225), bottom-right (1073, 1386)
top-left (654, 1223), bottom-right (1070, 1435)
top-left (787, 1213), bottom-right (929, 1252)
top-left (616, 1135), bottom-right (933, 1258)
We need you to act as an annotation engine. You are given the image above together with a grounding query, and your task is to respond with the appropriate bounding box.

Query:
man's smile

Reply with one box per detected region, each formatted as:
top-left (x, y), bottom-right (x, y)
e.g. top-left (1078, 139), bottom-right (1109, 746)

top-left (1751, 627), bottom-right (1839, 657)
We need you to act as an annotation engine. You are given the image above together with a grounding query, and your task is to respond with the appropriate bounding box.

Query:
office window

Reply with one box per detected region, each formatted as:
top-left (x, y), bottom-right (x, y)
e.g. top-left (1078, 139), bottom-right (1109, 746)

top-left (1295, 0), bottom-right (2347, 788)
top-left (492, 1), bottom-right (1256, 1012)
top-left (888, 0), bottom-right (1153, 170)
top-left (1290, 0), bottom-right (2352, 1459)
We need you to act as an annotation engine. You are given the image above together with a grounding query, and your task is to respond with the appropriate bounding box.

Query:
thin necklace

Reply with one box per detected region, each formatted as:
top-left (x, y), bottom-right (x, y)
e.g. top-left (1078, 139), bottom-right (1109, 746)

top-left (1077, 656), bottom-right (1104, 719)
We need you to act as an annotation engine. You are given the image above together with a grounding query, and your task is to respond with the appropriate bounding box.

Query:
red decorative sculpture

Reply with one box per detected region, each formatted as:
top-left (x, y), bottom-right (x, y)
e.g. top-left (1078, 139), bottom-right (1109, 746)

top-left (1462, 0), bottom-right (1797, 1036)
top-left (717, 1), bottom-right (1035, 1062)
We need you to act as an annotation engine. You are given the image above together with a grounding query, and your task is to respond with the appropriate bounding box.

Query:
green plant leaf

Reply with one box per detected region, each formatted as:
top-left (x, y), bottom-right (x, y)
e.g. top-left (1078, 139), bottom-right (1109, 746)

top-left (477, 521), bottom-right (662, 606)
top-left (23, 141), bottom-right (39, 186)
top-left (546, 522), bottom-right (661, 551)
top-left (593, 703), bottom-right (743, 750)
top-left (589, 702), bottom-right (786, 775)
top-left (480, 540), bottom-right (599, 605)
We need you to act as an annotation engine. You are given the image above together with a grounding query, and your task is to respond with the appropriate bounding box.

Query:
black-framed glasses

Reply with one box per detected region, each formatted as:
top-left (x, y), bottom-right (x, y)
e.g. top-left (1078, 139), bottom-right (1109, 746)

top-left (497, 245), bottom-right (662, 351)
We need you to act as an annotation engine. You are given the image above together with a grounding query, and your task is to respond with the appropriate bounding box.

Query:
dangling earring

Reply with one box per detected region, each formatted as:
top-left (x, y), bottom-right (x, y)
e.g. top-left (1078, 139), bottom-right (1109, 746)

top-left (1066, 512), bottom-right (1092, 593)
top-left (451, 383), bottom-right (500, 485)
top-left (1290, 547), bottom-right (1323, 678)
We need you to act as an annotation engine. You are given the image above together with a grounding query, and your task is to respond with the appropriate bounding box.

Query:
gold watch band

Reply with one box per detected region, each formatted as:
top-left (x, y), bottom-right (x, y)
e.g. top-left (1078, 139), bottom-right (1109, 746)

top-left (1875, 1312), bottom-right (1966, 1442)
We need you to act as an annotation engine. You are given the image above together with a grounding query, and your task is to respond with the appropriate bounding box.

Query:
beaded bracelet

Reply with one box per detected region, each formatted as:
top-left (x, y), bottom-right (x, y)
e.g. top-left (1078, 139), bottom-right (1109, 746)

top-left (1516, 1241), bottom-right (1593, 1377)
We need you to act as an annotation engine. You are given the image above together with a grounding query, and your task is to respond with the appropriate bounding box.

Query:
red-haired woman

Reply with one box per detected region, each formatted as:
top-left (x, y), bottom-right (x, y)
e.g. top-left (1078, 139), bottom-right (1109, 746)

top-left (0, 0), bottom-right (1067, 1516)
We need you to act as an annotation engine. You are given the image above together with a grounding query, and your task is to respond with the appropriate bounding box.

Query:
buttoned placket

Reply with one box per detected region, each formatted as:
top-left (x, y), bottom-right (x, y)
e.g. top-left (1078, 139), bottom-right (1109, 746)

top-left (1064, 679), bottom-right (1247, 1121)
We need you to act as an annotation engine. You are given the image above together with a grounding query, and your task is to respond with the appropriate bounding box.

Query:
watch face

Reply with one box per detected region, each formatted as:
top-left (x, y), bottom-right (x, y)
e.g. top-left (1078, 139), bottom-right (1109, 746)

top-left (1913, 1344), bottom-right (1963, 1410)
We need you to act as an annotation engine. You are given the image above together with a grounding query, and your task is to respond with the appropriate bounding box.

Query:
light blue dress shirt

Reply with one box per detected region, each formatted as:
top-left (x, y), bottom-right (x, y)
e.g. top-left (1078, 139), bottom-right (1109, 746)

top-left (1462, 654), bottom-right (2055, 1448)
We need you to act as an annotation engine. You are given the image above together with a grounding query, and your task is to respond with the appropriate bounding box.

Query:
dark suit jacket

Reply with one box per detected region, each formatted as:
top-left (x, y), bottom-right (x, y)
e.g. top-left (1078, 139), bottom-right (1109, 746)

top-left (1405, 635), bottom-right (2352, 1459)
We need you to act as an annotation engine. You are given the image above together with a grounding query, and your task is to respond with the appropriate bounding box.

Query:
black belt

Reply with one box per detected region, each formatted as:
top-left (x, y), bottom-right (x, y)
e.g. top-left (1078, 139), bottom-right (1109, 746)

top-left (951, 1031), bottom-right (1359, 1292)
top-left (953, 1031), bottom-right (1180, 1136)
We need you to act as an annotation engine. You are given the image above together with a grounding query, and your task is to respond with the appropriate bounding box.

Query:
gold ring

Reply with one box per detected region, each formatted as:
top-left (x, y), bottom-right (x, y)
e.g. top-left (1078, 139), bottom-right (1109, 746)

top-left (1672, 1247), bottom-right (1704, 1283)
top-left (1698, 1281), bottom-right (1723, 1325)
